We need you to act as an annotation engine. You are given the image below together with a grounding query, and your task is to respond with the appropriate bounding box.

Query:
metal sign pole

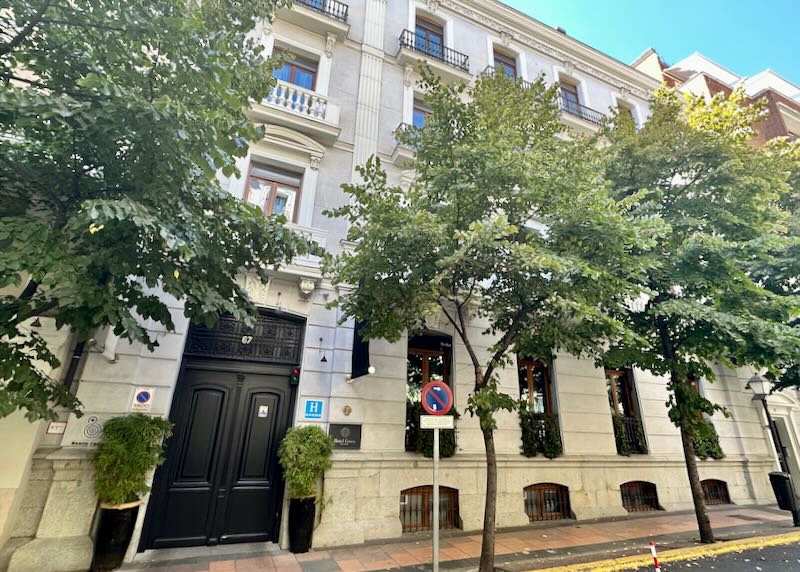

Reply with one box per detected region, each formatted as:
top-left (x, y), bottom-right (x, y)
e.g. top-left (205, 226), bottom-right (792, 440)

top-left (433, 426), bottom-right (440, 572)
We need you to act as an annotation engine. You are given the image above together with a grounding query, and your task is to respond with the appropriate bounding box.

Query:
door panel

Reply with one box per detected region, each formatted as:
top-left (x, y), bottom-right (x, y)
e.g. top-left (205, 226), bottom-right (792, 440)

top-left (144, 366), bottom-right (292, 549)
top-left (221, 388), bottom-right (284, 543)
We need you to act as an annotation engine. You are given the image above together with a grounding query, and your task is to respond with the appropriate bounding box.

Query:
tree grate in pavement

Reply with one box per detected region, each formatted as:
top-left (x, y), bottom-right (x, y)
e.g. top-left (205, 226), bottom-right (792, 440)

top-left (728, 514), bottom-right (763, 521)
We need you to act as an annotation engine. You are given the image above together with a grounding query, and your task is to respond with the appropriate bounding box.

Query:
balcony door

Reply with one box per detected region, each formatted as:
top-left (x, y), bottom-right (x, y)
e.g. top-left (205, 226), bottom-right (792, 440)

top-left (414, 16), bottom-right (443, 59)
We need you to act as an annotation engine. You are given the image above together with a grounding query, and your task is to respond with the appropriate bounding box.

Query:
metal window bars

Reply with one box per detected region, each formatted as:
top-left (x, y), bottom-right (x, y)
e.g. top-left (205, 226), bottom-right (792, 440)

top-left (399, 485), bottom-right (461, 533)
top-left (621, 481), bottom-right (661, 512)
top-left (701, 479), bottom-right (732, 505)
top-left (524, 483), bottom-right (572, 522)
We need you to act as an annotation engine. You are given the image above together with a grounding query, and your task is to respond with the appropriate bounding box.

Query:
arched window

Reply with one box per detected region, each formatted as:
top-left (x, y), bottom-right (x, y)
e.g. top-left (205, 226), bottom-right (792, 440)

top-left (406, 332), bottom-right (452, 452)
top-left (621, 481), bottom-right (662, 512)
top-left (701, 479), bottom-right (731, 505)
top-left (399, 485), bottom-right (460, 532)
top-left (524, 483), bottom-right (572, 522)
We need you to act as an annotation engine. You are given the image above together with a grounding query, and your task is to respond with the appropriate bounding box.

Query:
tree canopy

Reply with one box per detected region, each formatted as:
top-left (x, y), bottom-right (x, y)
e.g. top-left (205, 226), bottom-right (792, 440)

top-left (327, 66), bottom-right (662, 572)
top-left (602, 87), bottom-right (800, 542)
top-left (0, 0), bottom-right (311, 420)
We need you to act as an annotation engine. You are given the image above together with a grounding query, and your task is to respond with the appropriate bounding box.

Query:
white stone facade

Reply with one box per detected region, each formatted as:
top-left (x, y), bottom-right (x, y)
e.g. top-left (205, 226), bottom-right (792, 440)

top-left (1, 1), bottom-right (796, 569)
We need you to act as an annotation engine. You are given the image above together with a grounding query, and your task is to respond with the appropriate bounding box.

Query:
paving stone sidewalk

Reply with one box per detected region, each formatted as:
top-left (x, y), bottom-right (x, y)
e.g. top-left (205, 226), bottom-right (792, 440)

top-left (124, 505), bottom-right (795, 572)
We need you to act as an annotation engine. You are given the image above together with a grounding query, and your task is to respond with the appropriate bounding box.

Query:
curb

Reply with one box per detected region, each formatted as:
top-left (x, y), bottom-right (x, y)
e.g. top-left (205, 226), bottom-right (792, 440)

top-left (524, 530), bottom-right (800, 571)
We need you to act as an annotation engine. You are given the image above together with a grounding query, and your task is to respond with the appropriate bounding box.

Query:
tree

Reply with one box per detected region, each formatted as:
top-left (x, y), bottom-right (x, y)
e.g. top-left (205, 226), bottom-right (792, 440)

top-left (0, 0), bottom-right (312, 421)
top-left (326, 67), bottom-right (660, 572)
top-left (602, 88), bottom-right (800, 543)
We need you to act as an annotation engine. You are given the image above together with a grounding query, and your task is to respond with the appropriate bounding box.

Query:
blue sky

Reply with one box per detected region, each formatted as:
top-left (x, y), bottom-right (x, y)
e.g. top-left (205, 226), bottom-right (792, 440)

top-left (502, 0), bottom-right (800, 87)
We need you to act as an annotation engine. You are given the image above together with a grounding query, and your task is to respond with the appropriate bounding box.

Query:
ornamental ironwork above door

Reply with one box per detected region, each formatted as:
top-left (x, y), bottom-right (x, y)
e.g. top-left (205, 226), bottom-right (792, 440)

top-left (184, 312), bottom-right (304, 364)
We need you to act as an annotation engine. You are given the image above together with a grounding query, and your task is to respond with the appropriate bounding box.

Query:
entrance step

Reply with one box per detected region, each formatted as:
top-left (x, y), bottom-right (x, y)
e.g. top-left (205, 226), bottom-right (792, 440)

top-left (129, 542), bottom-right (282, 569)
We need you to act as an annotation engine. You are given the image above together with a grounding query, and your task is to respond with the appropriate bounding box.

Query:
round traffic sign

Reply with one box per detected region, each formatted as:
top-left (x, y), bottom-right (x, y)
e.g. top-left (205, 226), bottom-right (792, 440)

top-left (421, 381), bottom-right (453, 416)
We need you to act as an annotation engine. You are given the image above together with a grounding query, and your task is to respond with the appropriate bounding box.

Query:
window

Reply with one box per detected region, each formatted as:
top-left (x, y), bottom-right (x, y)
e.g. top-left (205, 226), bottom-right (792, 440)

top-left (406, 333), bottom-right (452, 451)
top-left (493, 50), bottom-right (517, 79)
top-left (701, 479), bottom-right (731, 505)
top-left (524, 483), bottom-right (572, 522)
top-left (244, 163), bottom-right (301, 222)
top-left (412, 99), bottom-right (432, 129)
top-left (617, 103), bottom-right (636, 126)
top-left (620, 481), bottom-right (661, 512)
top-left (560, 81), bottom-right (580, 114)
top-left (400, 486), bottom-right (460, 532)
top-left (272, 49), bottom-right (318, 90)
top-left (414, 16), bottom-right (444, 59)
top-left (605, 368), bottom-right (636, 417)
top-left (518, 358), bottom-right (554, 415)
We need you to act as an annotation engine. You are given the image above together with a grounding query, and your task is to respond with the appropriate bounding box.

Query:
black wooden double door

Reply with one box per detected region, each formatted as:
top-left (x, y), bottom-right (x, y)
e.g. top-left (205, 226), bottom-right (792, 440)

top-left (144, 364), bottom-right (293, 549)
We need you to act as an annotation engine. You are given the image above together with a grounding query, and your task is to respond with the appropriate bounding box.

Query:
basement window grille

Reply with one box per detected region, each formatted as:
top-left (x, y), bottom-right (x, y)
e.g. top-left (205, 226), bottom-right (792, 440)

top-left (620, 481), bottom-right (662, 512)
top-left (524, 483), bottom-right (572, 522)
top-left (399, 485), bottom-right (461, 533)
top-left (702, 479), bottom-right (732, 505)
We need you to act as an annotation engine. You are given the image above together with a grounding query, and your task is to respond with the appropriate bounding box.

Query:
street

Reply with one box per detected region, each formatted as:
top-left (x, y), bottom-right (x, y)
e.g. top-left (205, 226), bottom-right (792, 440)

top-left (634, 543), bottom-right (800, 571)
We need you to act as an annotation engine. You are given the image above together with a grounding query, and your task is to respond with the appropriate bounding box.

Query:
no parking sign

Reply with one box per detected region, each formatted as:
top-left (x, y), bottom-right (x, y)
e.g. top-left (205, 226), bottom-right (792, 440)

top-left (131, 387), bottom-right (154, 412)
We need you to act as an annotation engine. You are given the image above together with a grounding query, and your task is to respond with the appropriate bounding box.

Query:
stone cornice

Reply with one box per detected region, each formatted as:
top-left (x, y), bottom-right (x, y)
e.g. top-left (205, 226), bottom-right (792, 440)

top-left (442, 0), bottom-right (661, 100)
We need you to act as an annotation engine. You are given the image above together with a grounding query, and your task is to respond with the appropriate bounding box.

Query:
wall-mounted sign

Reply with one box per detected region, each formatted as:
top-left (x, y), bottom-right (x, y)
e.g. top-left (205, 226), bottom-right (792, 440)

top-left (304, 399), bottom-right (324, 420)
top-left (46, 421), bottom-right (67, 435)
top-left (258, 405), bottom-right (269, 418)
top-left (330, 424), bottom-right (361, 449)
top-left (131, 386), bottom-right (154, 412)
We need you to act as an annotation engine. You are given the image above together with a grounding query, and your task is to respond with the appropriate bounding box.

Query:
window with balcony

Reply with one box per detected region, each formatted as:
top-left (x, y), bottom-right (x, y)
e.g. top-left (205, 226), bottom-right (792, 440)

top-left (606, 368), bottom-right (647, 455)
top-left (493, 50), bottom-right (517, 79)
top-left (414, 16), bottom-right (444, 60)
top-left (557, 77), bottom-right (604, 126)
top-left (272, 49), bottom-right (318, 90)
top-left (560, 81), bottom-right (581, 115)
top-left (518, 357), bottom-right (562, 458)
top-left (398, 14), bottom-right (468, 73)
top-left (244, 163), bottom-right (302, 223)
top-left (405, 333), bottom-right (454, 455)
top-left (412, 99), bottom-right (432, 129)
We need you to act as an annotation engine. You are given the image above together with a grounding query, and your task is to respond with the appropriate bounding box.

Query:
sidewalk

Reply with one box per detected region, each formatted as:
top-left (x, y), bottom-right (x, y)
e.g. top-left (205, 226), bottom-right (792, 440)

top-left (124, 505), bottom-right (796, 572)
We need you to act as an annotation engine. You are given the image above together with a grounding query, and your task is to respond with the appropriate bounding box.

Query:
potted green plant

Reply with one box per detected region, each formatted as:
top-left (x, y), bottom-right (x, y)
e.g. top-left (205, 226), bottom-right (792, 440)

top-left (278, 425), bottom-right (333, 553)
top-left (91, 413), bottom-right (172, 571)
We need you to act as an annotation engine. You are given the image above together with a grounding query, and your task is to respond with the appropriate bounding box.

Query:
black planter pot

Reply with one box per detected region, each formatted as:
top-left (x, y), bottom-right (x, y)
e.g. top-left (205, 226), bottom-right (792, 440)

top-left (90, 503), bottom-right (140, 572)
top-left (288, 496), bottom-right (316, 553)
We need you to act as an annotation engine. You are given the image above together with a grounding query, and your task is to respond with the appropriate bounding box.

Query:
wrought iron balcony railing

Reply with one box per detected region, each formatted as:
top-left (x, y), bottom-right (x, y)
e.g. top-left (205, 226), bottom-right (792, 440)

top-left (294, 0), bottom-right (348, 22)
top-left (399, 29), bottom-right (469, 73)
top-left (558, 95), bottom-right (605, 126)
top-left (613, 414), bottom-right (648, 455)
top-left (480, 65), bottom-right (532, 90)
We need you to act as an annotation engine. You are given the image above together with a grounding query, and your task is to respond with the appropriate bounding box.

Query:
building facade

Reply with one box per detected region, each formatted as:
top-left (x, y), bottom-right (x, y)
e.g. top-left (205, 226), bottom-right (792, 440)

top-left (0, 2), bottom-right (785, 570)
top-left (634, 49), bottom-right (800, 144)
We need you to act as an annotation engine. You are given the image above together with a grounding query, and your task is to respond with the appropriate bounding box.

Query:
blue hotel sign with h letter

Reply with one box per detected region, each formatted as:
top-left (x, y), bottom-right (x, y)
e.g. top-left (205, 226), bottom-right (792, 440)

top-left (304, 399), bottom-right (324, 420)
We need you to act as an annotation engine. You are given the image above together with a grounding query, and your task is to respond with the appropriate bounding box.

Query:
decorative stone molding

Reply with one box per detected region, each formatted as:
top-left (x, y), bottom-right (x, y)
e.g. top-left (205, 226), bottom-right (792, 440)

top-left (425, 0), bottom-right (440, 12)
top-left (298, 278), bottom-right (317, 299)
top-left (244, 274), bottom-right (271, 306)
top-left (325, 33), bottom-right (337, 58)
top-left (404, 64), bottom-right (413, 88)
top-left (434, 0), bottom-right (652, 99)
top-left (499, 29), bottom-right (512, 47)
top-left (309, 155), bottom-right (321, 170)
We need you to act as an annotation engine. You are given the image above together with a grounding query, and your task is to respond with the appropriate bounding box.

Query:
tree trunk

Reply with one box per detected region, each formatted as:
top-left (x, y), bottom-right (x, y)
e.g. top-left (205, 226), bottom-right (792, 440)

top-left (676, 388), bottom-right (715, 543)
top-left (478, 426), bottom-right (497, 572)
